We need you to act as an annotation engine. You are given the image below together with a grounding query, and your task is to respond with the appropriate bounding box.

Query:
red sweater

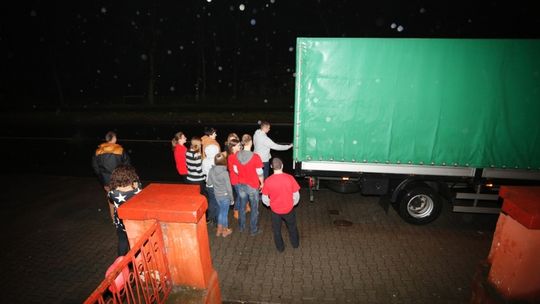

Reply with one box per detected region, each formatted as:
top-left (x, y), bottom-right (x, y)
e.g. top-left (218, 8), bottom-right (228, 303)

top-left (174, 144), bottom-right (188, 175)
top-left (227, 153), bottom-right (239, 185)
top-left (262, 173), bottom-right (300, 214)
top-left (231, 152), bottom-right (263, 189)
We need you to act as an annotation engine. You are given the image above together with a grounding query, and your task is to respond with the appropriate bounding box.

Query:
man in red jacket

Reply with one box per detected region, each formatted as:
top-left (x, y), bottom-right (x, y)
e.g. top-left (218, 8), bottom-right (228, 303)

top-left (262, 157), bottom-right (301, 252)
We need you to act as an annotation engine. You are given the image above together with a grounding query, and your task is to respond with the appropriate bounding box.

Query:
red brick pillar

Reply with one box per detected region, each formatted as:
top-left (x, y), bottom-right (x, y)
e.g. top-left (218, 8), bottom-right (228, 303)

top-left (118, 183), bottom-right (221, 304)
top-left (472, 186), bottom-right (540, 303)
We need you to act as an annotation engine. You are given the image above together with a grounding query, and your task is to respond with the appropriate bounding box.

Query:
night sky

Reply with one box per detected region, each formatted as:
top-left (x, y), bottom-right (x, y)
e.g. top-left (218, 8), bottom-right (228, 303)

top-left (2, 1), bottom-right (539, 108)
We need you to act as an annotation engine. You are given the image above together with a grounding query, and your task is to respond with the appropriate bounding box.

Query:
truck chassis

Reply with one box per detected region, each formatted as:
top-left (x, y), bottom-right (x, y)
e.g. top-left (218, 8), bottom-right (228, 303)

top-left (296, 161), bottom-right (540, 224)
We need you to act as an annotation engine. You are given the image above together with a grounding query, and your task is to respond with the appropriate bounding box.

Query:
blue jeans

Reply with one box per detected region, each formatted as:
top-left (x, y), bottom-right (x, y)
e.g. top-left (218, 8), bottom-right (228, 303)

top-left (205, 186), bottom-right (218, 223)
top-left (238, 184), bottom-right (260, 234)
top-left (233, 184), bottom-right (241, 211)
top-left (217, 197), bottom-right (231, 227)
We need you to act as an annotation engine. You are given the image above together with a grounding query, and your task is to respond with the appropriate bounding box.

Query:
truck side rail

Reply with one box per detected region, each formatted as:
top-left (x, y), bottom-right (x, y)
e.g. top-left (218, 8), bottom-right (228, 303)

top-left (297, 161), bottom-right (540, 181)
top-left (298, 161), bottom-right (476, 177)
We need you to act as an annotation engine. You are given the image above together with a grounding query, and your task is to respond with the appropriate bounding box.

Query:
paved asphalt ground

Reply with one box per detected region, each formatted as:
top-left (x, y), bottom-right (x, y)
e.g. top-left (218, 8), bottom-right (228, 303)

top-left (0, 174), bottom-right (498, 304)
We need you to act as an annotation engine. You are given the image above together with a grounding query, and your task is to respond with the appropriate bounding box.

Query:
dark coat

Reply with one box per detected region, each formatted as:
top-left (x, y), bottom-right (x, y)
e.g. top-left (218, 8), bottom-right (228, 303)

top-left (92, 142), bottom-right (130, 186)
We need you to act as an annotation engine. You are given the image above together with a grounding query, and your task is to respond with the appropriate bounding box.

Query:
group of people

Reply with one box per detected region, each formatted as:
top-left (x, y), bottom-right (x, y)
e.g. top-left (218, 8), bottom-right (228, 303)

top-left (92, 121), bottom-right (302, 256)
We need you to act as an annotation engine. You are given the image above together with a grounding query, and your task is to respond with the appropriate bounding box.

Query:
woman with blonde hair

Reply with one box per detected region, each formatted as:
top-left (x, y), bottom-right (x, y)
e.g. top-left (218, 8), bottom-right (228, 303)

top-left (207, 152), bottom-right (234, 237)
top-left (225, 132), bottom-right (240, 154)
top-left (172, 131), bottom-right (188, 182)
top-left (186, 136), bottom-right (205, 190)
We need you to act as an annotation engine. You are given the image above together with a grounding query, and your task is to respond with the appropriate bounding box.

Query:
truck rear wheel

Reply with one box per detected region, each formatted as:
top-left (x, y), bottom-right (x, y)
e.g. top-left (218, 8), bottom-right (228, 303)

top-left (398, 187), bottom-right (442, 225)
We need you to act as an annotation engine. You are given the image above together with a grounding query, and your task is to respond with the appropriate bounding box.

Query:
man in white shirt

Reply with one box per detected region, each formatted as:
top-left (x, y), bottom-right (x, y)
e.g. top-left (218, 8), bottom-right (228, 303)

top-left (253, 121), bottom-right (293, 179)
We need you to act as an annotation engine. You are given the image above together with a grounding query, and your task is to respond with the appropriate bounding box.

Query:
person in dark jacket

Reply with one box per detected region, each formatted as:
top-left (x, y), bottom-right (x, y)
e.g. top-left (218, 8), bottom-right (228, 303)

top-left (108, 164), bottom-right (141, 256)
top-left (92, 131), bottom-right (131, 220)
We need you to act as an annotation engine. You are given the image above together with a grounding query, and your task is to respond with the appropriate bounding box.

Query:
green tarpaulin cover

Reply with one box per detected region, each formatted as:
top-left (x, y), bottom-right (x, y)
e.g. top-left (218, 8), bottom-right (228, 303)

top-left (294, 38), bottom-right (540, 170)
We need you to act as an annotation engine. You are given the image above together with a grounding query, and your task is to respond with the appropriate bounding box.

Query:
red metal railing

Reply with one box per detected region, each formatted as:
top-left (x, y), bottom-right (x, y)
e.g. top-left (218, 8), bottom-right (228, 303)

top-left (84, 221), bottom-right (172, 304)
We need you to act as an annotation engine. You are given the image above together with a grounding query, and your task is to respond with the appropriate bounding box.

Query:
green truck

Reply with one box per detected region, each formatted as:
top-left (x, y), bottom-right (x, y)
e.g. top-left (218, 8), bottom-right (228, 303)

top-left (293, 38), bottom-right (540, 224)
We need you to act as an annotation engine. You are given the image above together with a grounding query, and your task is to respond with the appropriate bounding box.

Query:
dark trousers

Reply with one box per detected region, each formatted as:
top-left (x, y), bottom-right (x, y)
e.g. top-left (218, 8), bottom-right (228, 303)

top-left (262, 162), bottom-right (270, 180)
top-left (205, 186), bottom-right (218, 223)
top-left (186, 179), bottom-right (205, 195)
top-left (271, 209), bottom-right (299, 251)
top-left (116, 227), bottom-right (130, 256)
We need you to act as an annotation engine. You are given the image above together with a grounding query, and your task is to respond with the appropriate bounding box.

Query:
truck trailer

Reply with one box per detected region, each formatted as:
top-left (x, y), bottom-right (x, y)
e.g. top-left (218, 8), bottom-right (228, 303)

top-left (293, 38), bottom-right (540, 224)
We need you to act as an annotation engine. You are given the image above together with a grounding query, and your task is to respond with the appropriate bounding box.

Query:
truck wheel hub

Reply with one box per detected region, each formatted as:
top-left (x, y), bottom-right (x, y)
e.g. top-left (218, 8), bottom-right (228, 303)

top-left (407, 194), bottom-right (434, 218)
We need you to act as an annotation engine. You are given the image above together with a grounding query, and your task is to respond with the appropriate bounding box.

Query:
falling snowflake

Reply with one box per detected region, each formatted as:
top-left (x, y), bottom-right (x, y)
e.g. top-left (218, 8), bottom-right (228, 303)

top-left (397, 25), bottom-right (404, 32)
top-left (390, 23), bottom-right (397, 29)
top-left (239, 4), bottom-right (245, 11)
top-left (288, 46), bottom-right (294, 52)
top-left (218, 66), bottom-right (223, 71)
top-left (30, 10), bottom-right (37, 17)
top-left (170, 86), bottom-right (175, 91)
top-left (141, 54), bottom-right (148, 61)
top-left (101, 7), bottom-right (107, 14)
top-left (167, 49), bottom-right (172, 55)
top-left (250, 19), bottom-right (256, 26)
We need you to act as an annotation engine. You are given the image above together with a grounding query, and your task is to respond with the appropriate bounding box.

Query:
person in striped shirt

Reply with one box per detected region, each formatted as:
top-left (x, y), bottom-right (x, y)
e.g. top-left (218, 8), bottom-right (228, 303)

top-left (186, 136), bottom-right (206, 187)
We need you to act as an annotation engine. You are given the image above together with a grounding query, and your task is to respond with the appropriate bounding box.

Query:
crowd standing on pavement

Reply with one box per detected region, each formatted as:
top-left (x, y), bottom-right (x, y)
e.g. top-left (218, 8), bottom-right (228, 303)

top-left (93, 121), bottom-right (298, 256)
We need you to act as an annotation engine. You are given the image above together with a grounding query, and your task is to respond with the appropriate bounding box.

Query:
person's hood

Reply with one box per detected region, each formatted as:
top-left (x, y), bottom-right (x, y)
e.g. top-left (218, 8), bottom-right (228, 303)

top-left (212, 165), bottom-right (228, 175)
top-left (237, 150), bottom-right (254, 164)
top-left (201, 135), bottom-right (210, 145)
top-left (254, 129), bottom-right (267, 140)
top-left (96, 142), bottom-right (123, 155)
